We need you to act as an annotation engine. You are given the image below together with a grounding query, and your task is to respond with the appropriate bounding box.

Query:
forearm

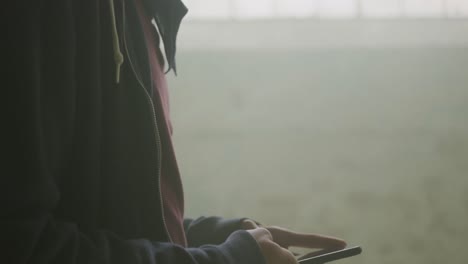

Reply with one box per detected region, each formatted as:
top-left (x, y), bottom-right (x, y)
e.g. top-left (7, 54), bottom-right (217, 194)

top-left (2, 214), bottom-right (265, 264)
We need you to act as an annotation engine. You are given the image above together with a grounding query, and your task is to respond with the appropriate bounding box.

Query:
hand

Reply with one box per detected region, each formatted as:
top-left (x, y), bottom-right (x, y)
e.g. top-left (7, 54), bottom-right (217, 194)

top-left (245, 226), bottom-right (298, 264)
top-left (242, 219), bottom-right (347, 262)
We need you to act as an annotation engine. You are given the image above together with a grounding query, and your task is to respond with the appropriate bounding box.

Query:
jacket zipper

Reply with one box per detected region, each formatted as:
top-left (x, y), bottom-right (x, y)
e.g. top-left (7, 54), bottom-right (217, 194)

top-left (120, 0), bottom-right (173, 243)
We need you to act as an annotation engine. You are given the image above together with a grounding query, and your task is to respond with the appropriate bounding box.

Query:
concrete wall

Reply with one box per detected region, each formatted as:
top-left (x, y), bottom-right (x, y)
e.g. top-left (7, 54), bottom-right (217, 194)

top-left (167, 19), bottom-right (468, 264)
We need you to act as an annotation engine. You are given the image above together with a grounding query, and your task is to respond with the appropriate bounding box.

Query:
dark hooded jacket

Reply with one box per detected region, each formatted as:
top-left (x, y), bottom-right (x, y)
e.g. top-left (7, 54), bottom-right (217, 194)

top-left (3, 1), bottom-right (265, 263)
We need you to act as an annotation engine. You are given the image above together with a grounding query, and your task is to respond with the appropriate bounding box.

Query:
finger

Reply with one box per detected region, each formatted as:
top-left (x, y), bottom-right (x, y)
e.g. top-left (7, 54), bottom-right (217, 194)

top-left (288, 233), bottom-right (346, 249)
top-left (268, 227), bottom-right (346, 250)
top-left (297, 248), bottom-right (339, 261)
top-left (267, 243), bottom-right (298, 264)
top-left (241, 219), bottom-right (259, 230)
top-left (279, 247), bottom-right (298, 264)
top-left (260, 238), bottom-right (298, 264)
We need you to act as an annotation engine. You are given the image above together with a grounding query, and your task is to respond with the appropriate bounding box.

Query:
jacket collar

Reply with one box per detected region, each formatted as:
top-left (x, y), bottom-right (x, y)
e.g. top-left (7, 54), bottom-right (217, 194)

top-left (142, 0), bottom-right (188, 75)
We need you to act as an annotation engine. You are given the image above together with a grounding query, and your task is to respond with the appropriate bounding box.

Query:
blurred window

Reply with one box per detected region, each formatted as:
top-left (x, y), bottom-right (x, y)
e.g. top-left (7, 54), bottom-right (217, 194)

top-left (184, 0), bottom-right (468, 19)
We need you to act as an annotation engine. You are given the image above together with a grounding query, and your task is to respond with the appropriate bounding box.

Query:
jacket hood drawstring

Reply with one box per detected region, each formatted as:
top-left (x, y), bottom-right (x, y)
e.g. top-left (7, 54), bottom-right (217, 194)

top-left (109, 0), bottom-right (124, 83)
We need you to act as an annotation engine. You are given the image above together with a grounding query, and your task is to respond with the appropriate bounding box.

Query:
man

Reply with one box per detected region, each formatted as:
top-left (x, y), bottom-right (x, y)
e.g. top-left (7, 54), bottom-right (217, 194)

top-left (4, 0), bottom-right (346, 263)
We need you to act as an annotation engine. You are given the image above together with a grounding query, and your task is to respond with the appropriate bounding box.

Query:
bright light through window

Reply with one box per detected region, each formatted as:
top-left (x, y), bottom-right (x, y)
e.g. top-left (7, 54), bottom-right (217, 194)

top-left (183, 0), bottom-right (468, 19)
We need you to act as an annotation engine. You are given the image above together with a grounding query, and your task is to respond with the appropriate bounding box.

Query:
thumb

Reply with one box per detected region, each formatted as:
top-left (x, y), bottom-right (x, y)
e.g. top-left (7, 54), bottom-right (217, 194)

top-left (241, 219), bottom-right (260, 230)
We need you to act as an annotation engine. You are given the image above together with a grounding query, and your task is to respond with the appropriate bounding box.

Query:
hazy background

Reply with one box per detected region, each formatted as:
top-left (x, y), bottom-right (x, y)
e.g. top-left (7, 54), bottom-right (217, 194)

top-left (166, 1), bottom-right (468, 263)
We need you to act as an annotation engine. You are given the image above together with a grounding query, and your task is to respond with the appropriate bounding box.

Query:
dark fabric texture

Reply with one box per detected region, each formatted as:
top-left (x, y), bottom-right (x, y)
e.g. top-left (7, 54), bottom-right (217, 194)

top-left (3, 1), bottom-right (265, 264)
top-left (184, 217), bottom-right (248, 248)
top-left (142, 0), bottom-right (188, 74)
top-left (134, 0), bottom-right (187, 246)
